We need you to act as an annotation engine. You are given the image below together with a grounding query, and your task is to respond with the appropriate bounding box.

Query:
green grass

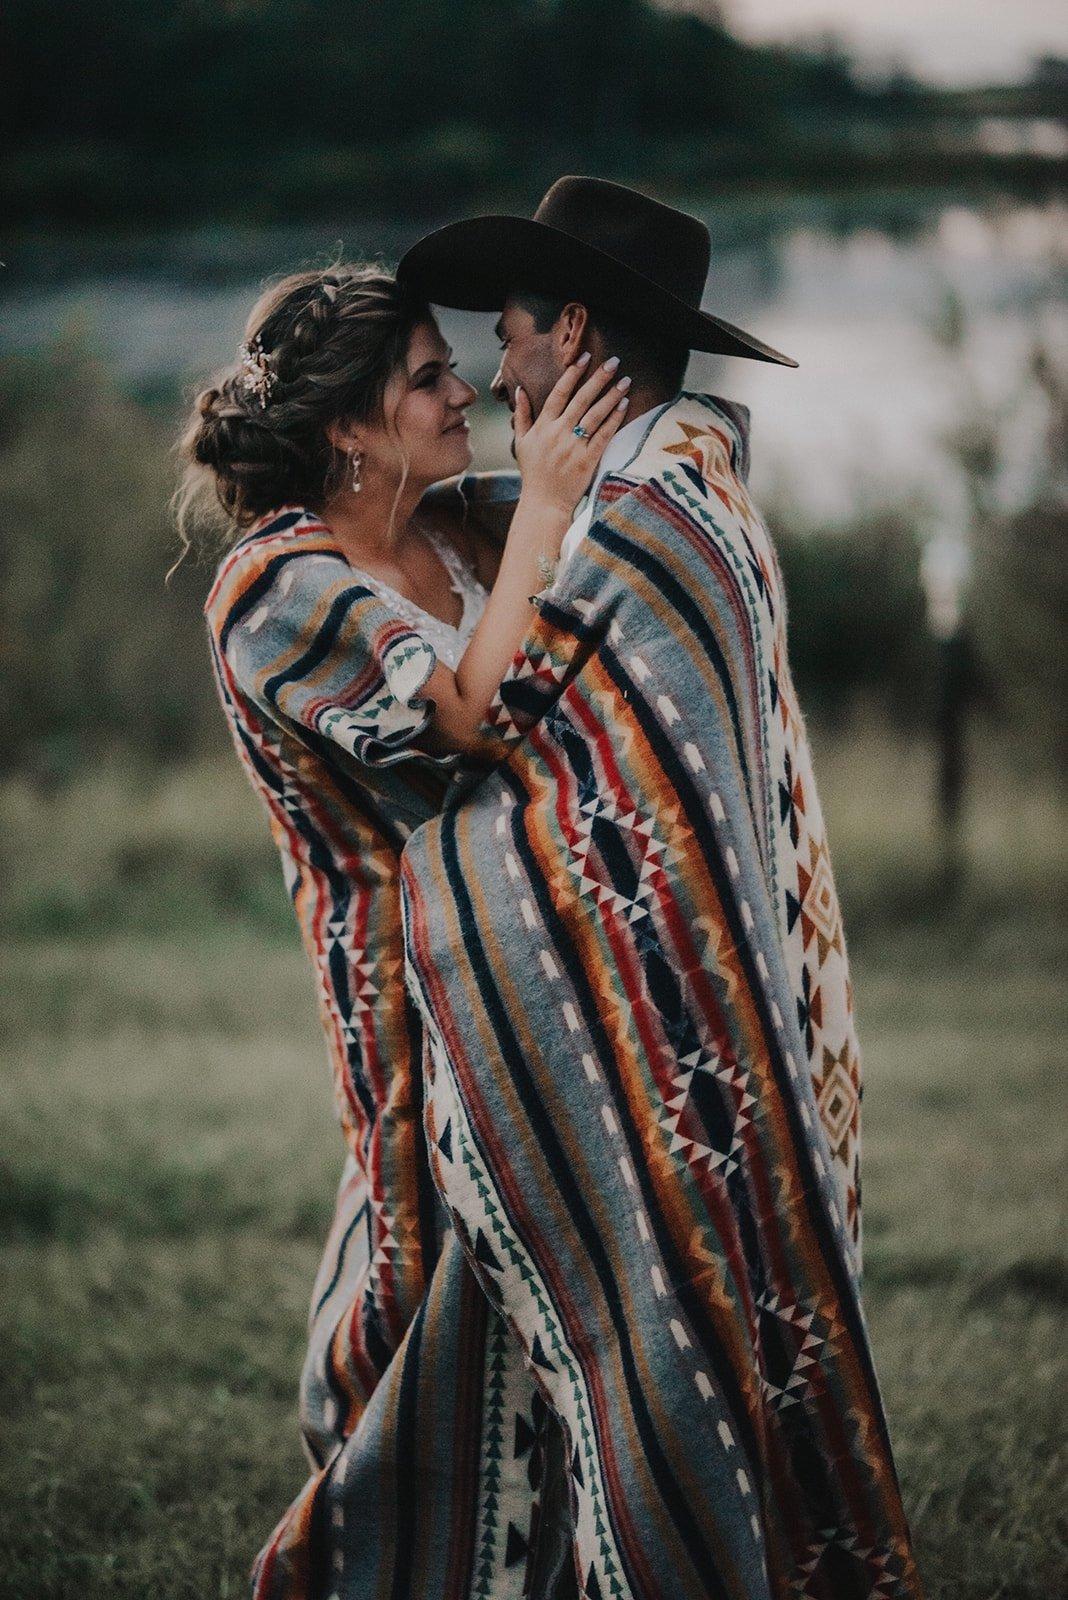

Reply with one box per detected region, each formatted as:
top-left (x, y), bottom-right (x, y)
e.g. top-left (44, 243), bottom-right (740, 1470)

top-left (1, 733), bottom-right (1065, 1598)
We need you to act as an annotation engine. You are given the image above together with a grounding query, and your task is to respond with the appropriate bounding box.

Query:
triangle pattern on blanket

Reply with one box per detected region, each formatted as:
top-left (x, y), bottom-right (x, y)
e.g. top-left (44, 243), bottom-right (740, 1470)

top-left (754, 1288), bottom-right (842, 1413)
top-left (657, 1039), bottom-right (757, 1180)
top-left (562, 789), bottom-right (689, 926)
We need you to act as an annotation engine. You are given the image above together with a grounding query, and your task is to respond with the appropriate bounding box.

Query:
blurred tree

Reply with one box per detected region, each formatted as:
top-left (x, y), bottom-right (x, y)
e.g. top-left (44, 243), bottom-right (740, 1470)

top-left (0, 344), bottom-right (218, 782)
top-left (771, 510), bottom-right (931, 728)
top-left (969, 343), bottom-right (1068, 774)
top-left (1, 0), bottom-right (889, 222)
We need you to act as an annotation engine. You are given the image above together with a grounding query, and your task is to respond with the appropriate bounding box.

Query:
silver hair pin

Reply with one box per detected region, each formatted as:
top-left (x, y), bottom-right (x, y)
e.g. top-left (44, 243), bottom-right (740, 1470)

top-left (239, 337), bottom-right (276, 407)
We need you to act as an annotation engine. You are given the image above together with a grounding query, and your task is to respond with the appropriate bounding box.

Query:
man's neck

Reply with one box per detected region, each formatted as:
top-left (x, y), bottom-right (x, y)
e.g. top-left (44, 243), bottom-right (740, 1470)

top-left (618, 381), bottom-right (675, 423)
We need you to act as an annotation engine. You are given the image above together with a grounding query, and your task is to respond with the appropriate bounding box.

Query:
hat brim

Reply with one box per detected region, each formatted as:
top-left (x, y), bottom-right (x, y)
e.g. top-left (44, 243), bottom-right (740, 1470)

top-left (397, 214), bottom-right (798, 367)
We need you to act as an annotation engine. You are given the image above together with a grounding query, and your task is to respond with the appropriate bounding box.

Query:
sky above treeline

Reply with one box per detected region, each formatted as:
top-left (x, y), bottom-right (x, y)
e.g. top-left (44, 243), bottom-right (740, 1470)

top-left (663, 0), bottom-right (1066, 85)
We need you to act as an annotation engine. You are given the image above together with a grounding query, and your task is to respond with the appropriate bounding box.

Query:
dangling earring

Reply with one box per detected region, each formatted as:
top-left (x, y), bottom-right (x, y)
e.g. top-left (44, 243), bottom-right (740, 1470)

top-left (349, 449), bottom-right (363, 494)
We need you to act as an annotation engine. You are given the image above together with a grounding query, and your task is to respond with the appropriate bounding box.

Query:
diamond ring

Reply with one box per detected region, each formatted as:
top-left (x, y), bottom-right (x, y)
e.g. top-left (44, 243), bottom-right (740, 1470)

top-left (572, 424), bottom-right (588, 439)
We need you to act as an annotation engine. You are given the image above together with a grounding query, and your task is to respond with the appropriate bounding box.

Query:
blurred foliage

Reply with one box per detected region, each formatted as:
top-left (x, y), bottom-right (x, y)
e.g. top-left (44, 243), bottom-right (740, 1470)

top-left (972, 506), bottom-right (1067, 773)
top-left (772, 511), bottom-right (932, 729)
top-left (0, 345), bottom-right (219, 782)
top-left (970, 345), bottom-right (1068, 771)
top-left (3, 0), bottom-right (1065, 224)
top-left (0, 0), bottom-right (864, 157)
top-left (931, 293), bottom-right (1068, 774)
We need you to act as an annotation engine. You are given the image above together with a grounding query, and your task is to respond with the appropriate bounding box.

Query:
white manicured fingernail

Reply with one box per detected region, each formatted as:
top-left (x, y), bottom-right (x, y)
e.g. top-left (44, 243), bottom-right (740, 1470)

top-left (617, 395), bottom-right (630, 410)
top-left (603, 356), bottom-right (620, 371)
top-left (617, 375), bottom-right (632, 392)
top-left (577, 351), bottom-right (592, 367)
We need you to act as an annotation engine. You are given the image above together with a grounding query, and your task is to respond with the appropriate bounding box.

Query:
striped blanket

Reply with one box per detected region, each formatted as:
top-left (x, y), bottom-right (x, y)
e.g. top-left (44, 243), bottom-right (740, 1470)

top-left (399, 394), bottom-right (923, 1599)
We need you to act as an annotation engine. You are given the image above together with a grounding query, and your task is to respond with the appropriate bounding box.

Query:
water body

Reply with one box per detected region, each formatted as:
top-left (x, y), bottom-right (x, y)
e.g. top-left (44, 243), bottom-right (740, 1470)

top-left (3, 193), bottom-right (1064, 525)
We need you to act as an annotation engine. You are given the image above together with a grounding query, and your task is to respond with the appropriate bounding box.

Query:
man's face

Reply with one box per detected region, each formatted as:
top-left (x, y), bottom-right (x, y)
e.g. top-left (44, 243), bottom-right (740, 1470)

top-left (490, 298), bottom-right (566, 430)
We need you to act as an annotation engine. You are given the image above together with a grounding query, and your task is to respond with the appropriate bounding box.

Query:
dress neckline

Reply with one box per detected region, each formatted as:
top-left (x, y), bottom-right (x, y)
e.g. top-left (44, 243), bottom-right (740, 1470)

top-left (350, 525), bottom-right (487, 638)
top-left (246, 506), bottom-right (487, 640)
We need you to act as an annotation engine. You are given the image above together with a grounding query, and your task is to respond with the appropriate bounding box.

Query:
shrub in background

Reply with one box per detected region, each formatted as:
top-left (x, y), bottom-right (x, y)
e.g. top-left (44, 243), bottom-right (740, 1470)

top-left (0, 344), bottom-right (220, 782)
top-left (770, 509), bottom-right (933, 730)
top-left (967, 345), bottom-right (1067, 776)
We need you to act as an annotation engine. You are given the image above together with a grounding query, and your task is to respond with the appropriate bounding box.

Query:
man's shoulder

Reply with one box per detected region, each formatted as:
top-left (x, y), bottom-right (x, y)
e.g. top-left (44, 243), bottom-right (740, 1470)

top-left (626, 392), bottom-right (753, 490)
top-left (421, 470), bottom-right (521, 517)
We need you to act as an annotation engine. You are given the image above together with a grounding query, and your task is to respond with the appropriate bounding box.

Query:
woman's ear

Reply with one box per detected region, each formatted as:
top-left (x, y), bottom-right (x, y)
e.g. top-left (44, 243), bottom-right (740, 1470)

top-left (326, 419), bottom-right (362, 456)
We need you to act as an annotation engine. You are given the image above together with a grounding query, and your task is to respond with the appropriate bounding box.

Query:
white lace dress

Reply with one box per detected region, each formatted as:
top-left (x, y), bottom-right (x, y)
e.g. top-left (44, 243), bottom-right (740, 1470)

top-left (349, 527), bottom-right (489, 669)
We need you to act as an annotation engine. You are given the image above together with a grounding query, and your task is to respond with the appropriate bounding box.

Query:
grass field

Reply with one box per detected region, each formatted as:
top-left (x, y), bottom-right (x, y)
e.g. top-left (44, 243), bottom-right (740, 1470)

top-left (0, 730), bottom-right (1065, 1599)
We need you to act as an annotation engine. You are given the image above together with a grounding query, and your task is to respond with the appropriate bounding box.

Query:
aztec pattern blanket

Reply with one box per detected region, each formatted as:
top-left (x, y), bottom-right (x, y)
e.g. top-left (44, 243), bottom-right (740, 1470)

top-left (207, 486), bottom-right (581, 1599)
top-left (398, 393), bottom-right (923, 1599)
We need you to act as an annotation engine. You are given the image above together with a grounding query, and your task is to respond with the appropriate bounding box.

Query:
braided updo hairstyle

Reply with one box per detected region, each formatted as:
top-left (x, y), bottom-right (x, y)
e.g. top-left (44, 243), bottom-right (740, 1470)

top-left (173, 265), bottom-right (430, 561)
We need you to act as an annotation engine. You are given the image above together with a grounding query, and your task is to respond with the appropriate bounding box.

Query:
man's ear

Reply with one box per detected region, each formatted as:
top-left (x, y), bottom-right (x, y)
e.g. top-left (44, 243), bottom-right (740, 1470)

top-left (555, 302), bottom-right (590, 365)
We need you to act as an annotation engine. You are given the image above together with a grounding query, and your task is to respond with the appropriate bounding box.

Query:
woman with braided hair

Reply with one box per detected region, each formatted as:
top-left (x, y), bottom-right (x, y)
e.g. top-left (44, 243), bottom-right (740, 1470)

top-left (178, 264), bottom-right (629, 1597)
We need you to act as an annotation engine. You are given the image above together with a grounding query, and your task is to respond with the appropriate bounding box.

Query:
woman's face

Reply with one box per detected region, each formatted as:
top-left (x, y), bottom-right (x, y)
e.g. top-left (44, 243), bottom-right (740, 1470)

top-left (369, 319), bottom-right (477, 484)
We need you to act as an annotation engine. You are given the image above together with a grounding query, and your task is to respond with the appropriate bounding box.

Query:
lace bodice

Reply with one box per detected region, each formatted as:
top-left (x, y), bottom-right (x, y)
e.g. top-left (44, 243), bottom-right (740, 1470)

top-left (349, 528), bottom-right (488, 669)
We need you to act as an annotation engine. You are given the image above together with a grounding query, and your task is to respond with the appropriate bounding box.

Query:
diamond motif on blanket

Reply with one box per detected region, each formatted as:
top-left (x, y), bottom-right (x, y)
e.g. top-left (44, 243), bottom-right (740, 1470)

top-left (564, 791), bottom-right (687, 925)
top-left (789, 1528), bottom-right (912, 1598)
top-left (657, 1041), bottom-right (756, 1179)
top-left (788, 835), bottom-right (844, 966)
top-left (815, 1044), bottom-right (858, 1158)
top-left (755, 1290), bottom-right (840, 1412)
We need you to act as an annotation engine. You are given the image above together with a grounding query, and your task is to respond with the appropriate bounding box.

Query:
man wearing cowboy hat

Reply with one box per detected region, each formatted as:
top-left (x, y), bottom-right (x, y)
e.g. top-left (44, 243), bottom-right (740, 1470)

top-left (398, 173), bottom-right (796, 577)
top-left (391, 177), bottom-right (922, 1600)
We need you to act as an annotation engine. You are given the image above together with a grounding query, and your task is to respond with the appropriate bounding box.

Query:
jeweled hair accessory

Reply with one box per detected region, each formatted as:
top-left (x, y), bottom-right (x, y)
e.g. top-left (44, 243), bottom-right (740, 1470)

top-left (238, 336), bottom-right (276, 407)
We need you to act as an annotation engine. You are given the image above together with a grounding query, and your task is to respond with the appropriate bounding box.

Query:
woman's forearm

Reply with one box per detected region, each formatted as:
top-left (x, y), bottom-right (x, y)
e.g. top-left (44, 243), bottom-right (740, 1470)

top-left (453, 489), bottom-right (568, 706)
top-left (412, 360), bottom-right (628, 759)
top-left (416, 490), bottom-right (569, 757)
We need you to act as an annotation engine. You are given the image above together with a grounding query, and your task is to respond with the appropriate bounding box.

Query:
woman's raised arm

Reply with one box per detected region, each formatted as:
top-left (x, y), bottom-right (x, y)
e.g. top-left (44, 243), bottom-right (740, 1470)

top-left (412, 355), bottom-right (631, 759)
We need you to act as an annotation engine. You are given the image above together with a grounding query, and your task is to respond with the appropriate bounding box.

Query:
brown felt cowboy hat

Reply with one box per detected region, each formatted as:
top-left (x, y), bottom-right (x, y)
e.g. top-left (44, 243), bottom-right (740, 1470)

top-left (397, 175), bottom-right (797, 367)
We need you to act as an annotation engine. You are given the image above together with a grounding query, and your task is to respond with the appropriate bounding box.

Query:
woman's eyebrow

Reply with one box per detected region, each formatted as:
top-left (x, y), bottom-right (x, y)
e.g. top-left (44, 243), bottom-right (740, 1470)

top-left (408, 347), bottom-right (453, 383)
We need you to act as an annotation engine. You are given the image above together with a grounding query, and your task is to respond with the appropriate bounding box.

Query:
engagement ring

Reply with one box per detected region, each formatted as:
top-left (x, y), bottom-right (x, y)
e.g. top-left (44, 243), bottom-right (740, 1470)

top-left (572, 424), bottom-right (588, 439)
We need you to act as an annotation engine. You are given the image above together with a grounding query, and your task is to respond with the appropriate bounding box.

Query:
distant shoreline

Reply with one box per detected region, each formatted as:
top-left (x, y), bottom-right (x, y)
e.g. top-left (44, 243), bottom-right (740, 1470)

top-left (2, 170), bottom-right (1064, 289)
top-left (2, 147), bottom-right (1064, 241)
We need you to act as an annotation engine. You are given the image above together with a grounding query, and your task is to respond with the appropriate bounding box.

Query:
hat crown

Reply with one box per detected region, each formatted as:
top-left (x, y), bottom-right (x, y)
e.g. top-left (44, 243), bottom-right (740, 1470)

top-left (532, 176), bottom-right (711, 310)
top-left (394, 173), bottom-right (797, 365)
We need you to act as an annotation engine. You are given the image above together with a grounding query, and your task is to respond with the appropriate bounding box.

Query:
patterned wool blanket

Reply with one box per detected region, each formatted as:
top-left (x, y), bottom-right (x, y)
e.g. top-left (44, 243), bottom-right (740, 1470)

top-left (399, 393), bottom-right (923, 1599)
